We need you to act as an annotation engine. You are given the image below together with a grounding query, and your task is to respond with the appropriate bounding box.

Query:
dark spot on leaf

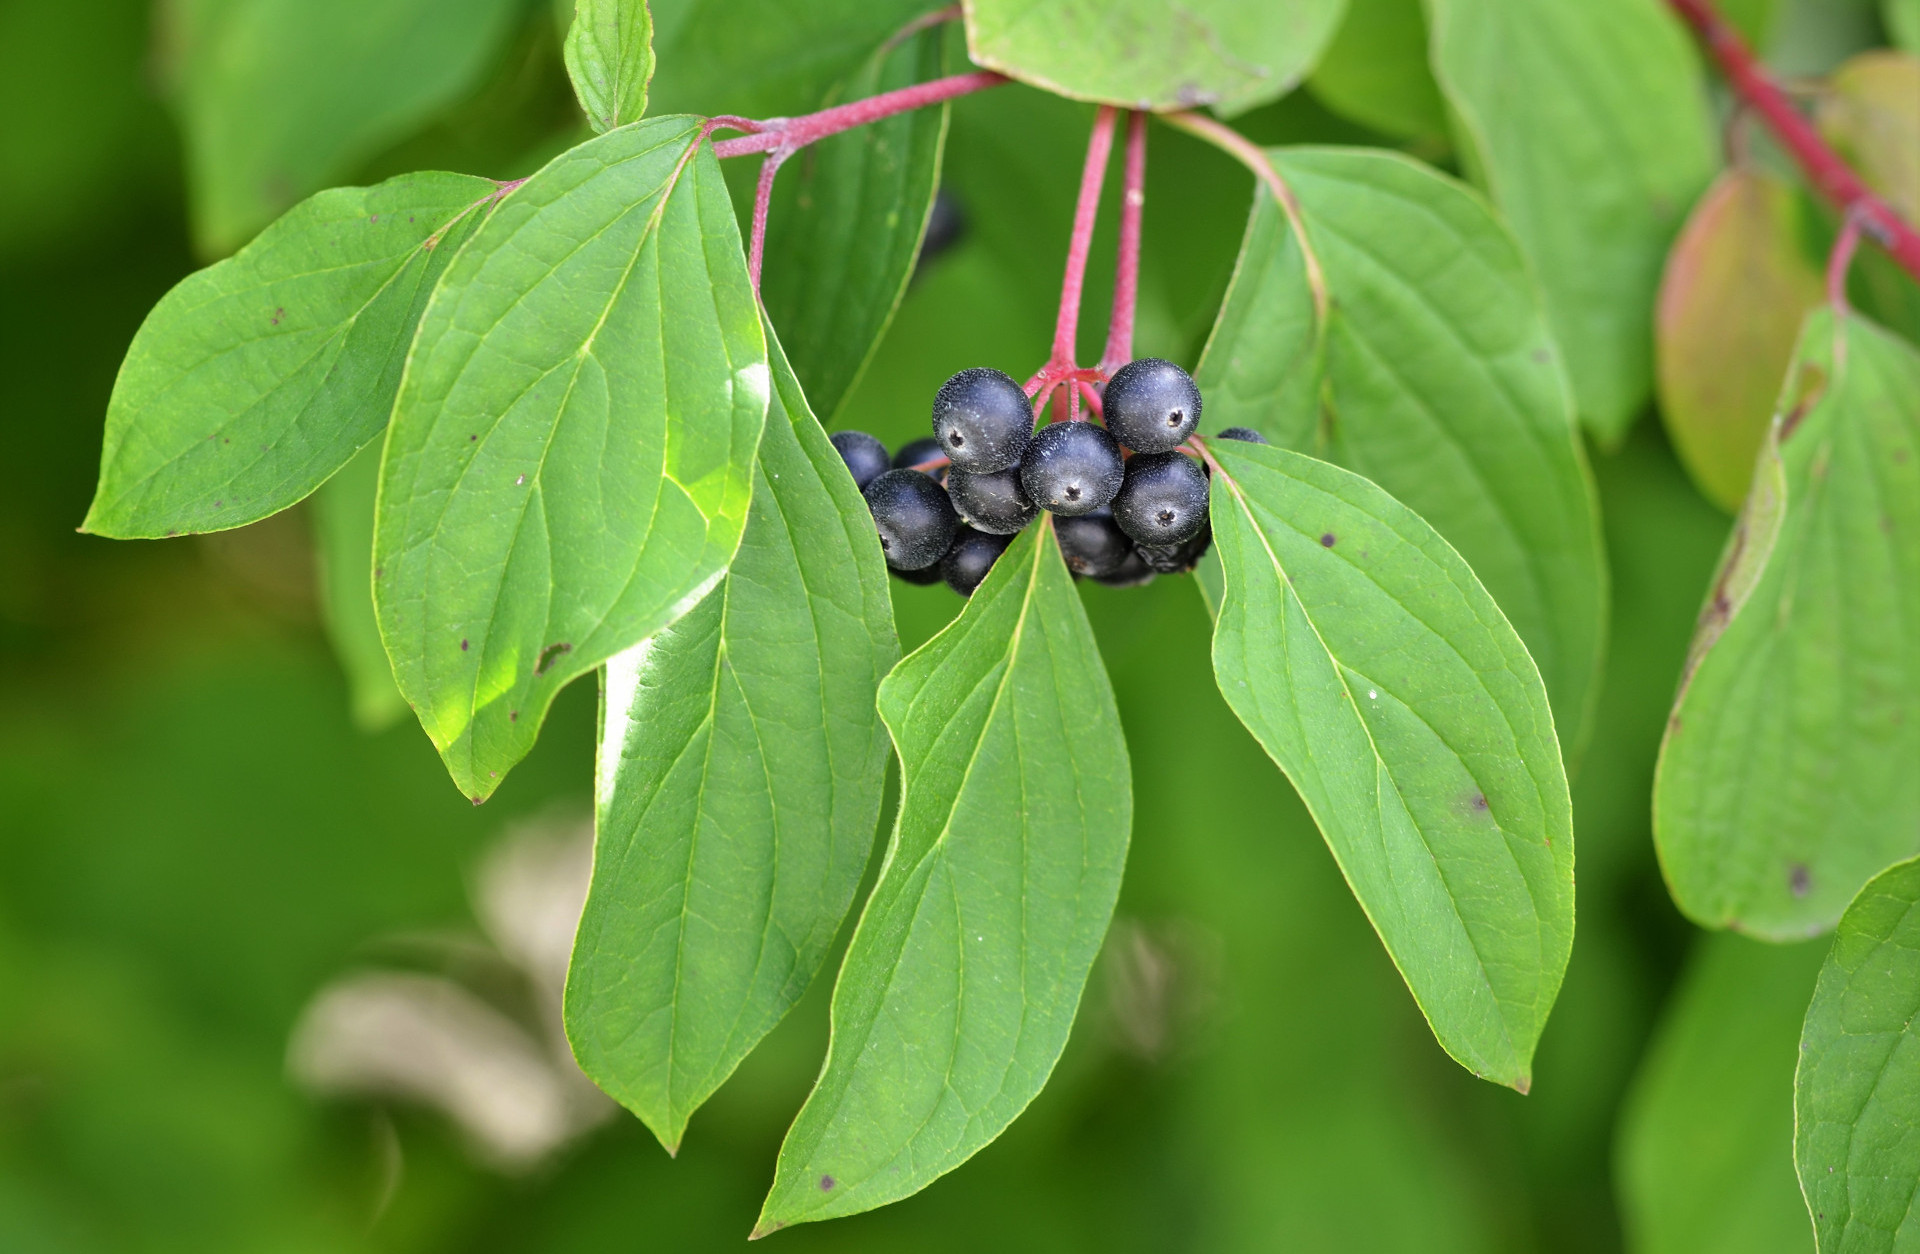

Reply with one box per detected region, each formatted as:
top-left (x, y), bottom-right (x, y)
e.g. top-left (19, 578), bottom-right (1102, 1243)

top-left (1472, 793), bottom-right (1489, 811)
top-left (1779, 362), bottom-right (1828, 440)
top-left (1789, 863), bottom-right (1812, 897)
top-left (460, 638), bottom-right (469, 651)
top-left (223, 438), bottom-right (230, 443)
top-left (469, 433), bottom-right (477, 442)
top-left (269, 306), bottom-right (284, 326)
top-left (369, 214), bottom-right (379, 223)
top-left (819, 1175), bottom-right (835, 1192)
top-left (213, 500), bottom-right (223, 508)
top-left (534, 642), bottom-right (573, 676)
top-left (374, 567), bottom-right (384, 579)
top-left (166, 529), bottom-right (178, 537)
top-left (1531, 348), bottom-right (1551, 365)
top-left (1320, 533), bottom-right (1336, 547)
top-left (510, 710), bottom-right (518, 722)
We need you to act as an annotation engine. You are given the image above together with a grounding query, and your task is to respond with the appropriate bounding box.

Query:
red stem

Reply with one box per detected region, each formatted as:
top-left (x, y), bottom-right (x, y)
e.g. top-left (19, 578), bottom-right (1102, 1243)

top-left (1828, 211), bottom-right (1863, 314)
top-left (1100, 111), bottom-right (1147, 375)
top-left (1052, 107), bottom-right (1118, 365)
top-left (710, 71), bottom-right (1006, 159)
top-left (1666, 0), bottom-right (1920, 281)
top-left (746, 152), bottom-right (787, 290)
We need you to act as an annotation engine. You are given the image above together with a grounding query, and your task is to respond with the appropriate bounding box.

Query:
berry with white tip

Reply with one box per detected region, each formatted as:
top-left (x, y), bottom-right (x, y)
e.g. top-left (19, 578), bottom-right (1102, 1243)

top-left (1102, 358), bottom-right (1202, 453)
top-left (932, 368), bottom-right (1033, 473)
top-left (1020, 421), bottom-right (1124, 516)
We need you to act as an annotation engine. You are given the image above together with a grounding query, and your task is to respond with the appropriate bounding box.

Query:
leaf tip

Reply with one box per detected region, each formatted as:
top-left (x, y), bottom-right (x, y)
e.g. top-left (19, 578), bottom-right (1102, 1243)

top-left (748, 1219), bottom-right (782, 1241)
top-left (1511, 1073), bottom-right (1532, 1096)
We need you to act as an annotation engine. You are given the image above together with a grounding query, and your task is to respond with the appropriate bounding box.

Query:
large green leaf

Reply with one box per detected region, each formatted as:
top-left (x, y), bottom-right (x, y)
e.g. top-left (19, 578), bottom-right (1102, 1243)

top-left (376, 117), bottom-right (766, 802)
top-left (1797, 855), bottom-right (1920, 1252)
top-left (1427, 0), bottom-right (1716, 443)
top-left (1817, 51), bottom-right (1920, 222)
top-left (313, 442), bottom-right (406, 732)
top-left (83, 171), bottom-right (497, 539)
top-left (1890, 0), bottom-right (1920, 54)
top-left (645, 0), bottom-right (933, 119)
top-left (164, 0), bottom-right (522, 255)
top-left (1655, 167), bottom-right (1825, 513)
top-left (760, 22), bottom-right (951, 422)
top-left (1205, 439), bottom-right (1573, 1089)
top-left (565, 326), bottom-right (899, 1152)
top-left (1195, 147), bottom-right (1606, 750)
top-left (963, 0), bottom-right (1346, 115)
top-left (1305, 0), bottom-right (1449, 141)
top-left (755, 521), bottom-right (1131, 1232)
top-left (1618, 933), bottom-right (1822, 1254)
top-left (1654, 310), bottom-right (1920, 938)
top-left (563, 0), bottom-right (655, 133)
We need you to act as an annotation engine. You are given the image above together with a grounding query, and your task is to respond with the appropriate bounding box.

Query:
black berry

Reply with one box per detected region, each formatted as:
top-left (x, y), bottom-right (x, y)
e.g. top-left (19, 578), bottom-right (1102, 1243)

top-left (1112, 451), bottom-right (1209, 545)
top-left (1102, 358), bottom-right (1202, 453)
top-left (1054, 507), bottom-right (1132, 579)
top-left (1020, 421), bottom-right (1124, 516)
top-left (942, 527), bottom-right (1013, 597)
top-left (1138, 522), bottom-right (1213, 574)
top-left (1215, 426), bottom-right (1268, 444)
top-left (1093, 547), bottom-right (1155, 588)
top-left (830, 430), bottom-right (891, 490)
top-left (946, 466), bottom-right (1038, 535)
top-left (892, 435), bottom-right (947, 472)
top-left (864, 469), bottom-right (958, 570)
top-left (932, 367), bottom-right (1033, 473)
top-left (890, 560), bottom-right (945, 586)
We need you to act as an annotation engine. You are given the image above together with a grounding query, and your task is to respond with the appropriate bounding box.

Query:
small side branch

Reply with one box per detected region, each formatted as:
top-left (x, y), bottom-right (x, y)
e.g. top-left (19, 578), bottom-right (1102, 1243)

top-left (710, 71), bottom-right (1006, 159)
top-left (1100, 111), bottom-right (1147, 376)
top-left (1666, 0), bottom-right (1920, 281)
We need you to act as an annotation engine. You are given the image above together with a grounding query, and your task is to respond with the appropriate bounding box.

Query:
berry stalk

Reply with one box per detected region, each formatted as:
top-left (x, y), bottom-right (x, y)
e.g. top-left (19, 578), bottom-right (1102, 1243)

top-left (709, 71), bottom-right (1006, 159)
top-left (1100, 111), bottom-right (1147, 376)
top-left (1666, 0), bottom-right (1920, 281)
top-left (1051, 106), bottom-right (1118, 369)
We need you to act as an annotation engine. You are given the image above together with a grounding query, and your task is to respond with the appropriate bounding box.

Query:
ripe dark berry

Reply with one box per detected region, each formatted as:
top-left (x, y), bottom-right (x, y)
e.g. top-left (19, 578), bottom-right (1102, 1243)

top-left (1138, 522), bottom-right (1213, 574)
top-left (864, 469), bottom-right (958, 570)
top-left (946, 466), bottom-right (1038, 535)
top-left (892, 435), bottom-right (947, 472)
top-left (1102, 358), bottom-right (1203, 453)
top-left (1112, 451), bottom-right (1209, 545)
top-left (1020, 421), bottom-right (1124, 516)
top-left (942, 527), bottom-right (1013, 597)
top-left (890, 561), bottom-right (945, 586)
top-left (932, 367), bottom-right (1033, 473)
top-left (829, 430), bottom-right (891, 490)
top-left (1216, 426), bottom-right (1267, 445)
top-left (1054, 507), bottom-right (1132, 579)
top-left (1093, 547), bottom-right (1155, 588)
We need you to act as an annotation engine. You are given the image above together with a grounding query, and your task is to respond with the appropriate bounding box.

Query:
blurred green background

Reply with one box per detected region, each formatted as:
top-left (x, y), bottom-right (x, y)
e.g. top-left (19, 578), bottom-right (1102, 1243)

top-left (0, 0), bottom-right (1880, 1249)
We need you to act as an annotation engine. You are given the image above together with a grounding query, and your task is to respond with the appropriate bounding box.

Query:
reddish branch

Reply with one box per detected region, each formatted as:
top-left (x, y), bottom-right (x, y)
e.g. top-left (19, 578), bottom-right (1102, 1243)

top-left (1667, 0), bottom-right (1920, 282)
top-left (710, 71), bottom-right (1005, 158)
top-left (1099, 111), bottom-right (1147, 377)
top-left (1023, 107), bottom-right (1119, 416)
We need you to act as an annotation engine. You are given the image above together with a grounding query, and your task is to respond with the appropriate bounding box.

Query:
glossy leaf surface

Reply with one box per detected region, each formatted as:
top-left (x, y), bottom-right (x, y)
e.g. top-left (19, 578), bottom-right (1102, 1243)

top-left (757, 522), bottom-right (1131, 1232)
top-left (963, 0), bottom-right (1345, 115)
top-left (1427, 0), bottom-right (1715, 442)
top-left (1655, 166), bottom-right (1825, 513)
top-left (1619, 933), bottom-right (1822, 1254)
top-left (1656, 310), bottom-right (1920, 938)
top-left (85, 171), bottom-right (496, 538)
top-left (313, 441), bottom-right (407, 731)
top-left (165, 0), bottom-right (521, 254)
top-left (761, 23), bottom-right (951, 422)
top-left (376, 117), bottom-right (766, 801)
top-left (564, 0), bottom-right (655, 132)
top-left (1797, 855), bottom-right (1920, 1253)
top-left (1206, 439), bottom-right (1574, 1090)
top-left (1196, 147), bottom-right (1606, 748)
top-left (566, 329), bottom-right (899, 1152)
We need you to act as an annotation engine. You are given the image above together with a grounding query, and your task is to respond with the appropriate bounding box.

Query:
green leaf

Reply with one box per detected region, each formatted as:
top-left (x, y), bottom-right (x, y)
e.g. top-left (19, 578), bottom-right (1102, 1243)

top-left (164, 0), bottom-right (522, 255)
top-left (564, 324), bottom-right (899, 1152)
top-left (963, 0), bottom-right (1346, 115)
top-left (83, 171), bottom-right (497, 539)
top-left (760, 22), bottom-right (952, 422)
top-left (313, 441), bottom-right (407, 731)
top-left (1427, 0), bottom-right (1716, 443)
top-left (755, 522), bottom-right (1131, 1232)
top-left (1195, 147), bottom-right (1607, 751)
top-left (1887, 0), bottom-right (1920, 55)
top-left (645, 0), bottom-right (934, 119)
top-left (564, 0), bottom-right (655, 133)
top-left (1204, 439), bottom-right (1573, 1090)
top-left (1655, 310), bottom-right (1920, 939)
top-left (1619, 933), bottom-right (1822, 1254)
top-left (1655, 166), bottom-right (1825, 513)
top-left (1797, 855), bottom-right (1920, 1252)
top-left (376, 117), bottom-right (767, 802)
top-left (1306, 0), bottom-right (1449, 142)
top-left (1817, 51), bottom-right (1920, 222)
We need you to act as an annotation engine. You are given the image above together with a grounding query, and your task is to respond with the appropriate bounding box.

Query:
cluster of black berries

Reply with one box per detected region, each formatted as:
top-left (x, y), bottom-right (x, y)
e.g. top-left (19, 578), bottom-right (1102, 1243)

top-left (833, 359), bottom-right (1263, 596)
